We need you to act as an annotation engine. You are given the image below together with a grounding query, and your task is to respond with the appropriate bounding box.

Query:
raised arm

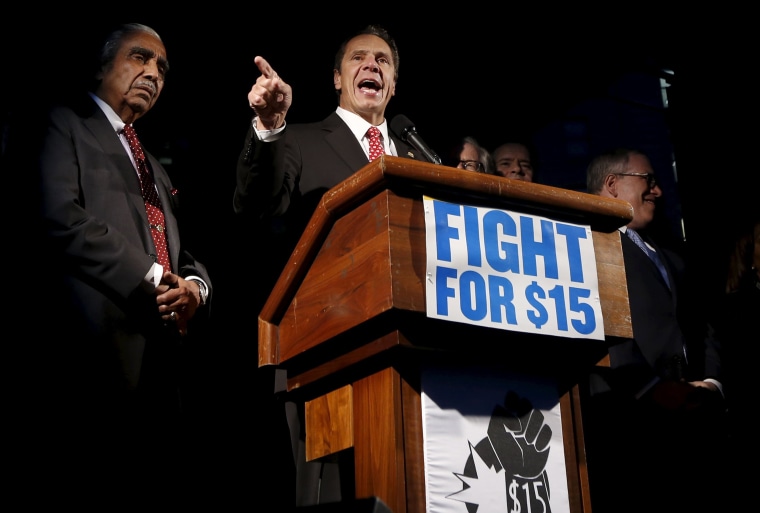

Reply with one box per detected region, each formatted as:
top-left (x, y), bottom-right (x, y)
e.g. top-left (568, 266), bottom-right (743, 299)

top-left (248, 56), bottom-right (292, 130)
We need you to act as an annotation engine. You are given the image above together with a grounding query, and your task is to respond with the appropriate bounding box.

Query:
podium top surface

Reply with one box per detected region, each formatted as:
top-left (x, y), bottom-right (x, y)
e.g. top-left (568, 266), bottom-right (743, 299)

top-left (322, 156), bottom-right (632, 231)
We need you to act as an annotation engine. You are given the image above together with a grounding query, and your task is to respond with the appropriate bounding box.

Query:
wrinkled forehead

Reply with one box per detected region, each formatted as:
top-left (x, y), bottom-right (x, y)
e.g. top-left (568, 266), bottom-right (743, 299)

top-left (496, 144), bottom-right (530, 160)
top-left (460, 143), bottom-right (479, 159)
top-left (625, 153), bottom-right (653, 173)
top-left (344, 34), bottom-right (394, 64)
top-left (120, 31), bottom-right (167, 61)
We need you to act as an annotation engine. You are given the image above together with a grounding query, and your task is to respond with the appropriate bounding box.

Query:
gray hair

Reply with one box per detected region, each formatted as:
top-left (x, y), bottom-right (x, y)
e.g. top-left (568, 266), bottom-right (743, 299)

top-left (463, 136), bottom-right (493, 174)
top-left (586, 147), bottom-right (645, 193)
top-left (98, 23), bottom-right (164, 73)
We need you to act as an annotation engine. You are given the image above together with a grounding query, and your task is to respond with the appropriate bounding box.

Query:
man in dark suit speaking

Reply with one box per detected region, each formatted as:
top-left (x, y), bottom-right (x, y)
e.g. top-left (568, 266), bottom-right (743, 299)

top-left (233, 24), bottom-right (427, 255)
top-left (232, 25), bottom-right (427, 508)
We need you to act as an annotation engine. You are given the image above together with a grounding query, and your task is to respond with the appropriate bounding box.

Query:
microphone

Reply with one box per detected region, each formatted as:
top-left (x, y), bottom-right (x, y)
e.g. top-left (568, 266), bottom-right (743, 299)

top-left (390, 114), bottom-right (442, 165)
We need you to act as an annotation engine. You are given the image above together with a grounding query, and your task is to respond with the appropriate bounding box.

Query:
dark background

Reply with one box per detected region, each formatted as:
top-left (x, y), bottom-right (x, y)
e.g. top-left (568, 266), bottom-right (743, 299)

top-left (2, 8), bottom-right (753, 502)
top-left (2, 9), bottom-right (754, 321)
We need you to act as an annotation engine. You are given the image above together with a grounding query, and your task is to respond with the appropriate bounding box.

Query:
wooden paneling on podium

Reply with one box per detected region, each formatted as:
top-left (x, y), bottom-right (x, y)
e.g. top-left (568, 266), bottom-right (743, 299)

top-left (258, 156), bottom-right (633, 513)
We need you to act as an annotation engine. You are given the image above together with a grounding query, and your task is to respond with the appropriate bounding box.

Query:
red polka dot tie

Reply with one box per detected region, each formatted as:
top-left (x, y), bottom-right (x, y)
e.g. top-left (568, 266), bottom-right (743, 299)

top-left (122, 124), bottom-right (172, 272)
top-left (367, 126), bottom-right (385, 161)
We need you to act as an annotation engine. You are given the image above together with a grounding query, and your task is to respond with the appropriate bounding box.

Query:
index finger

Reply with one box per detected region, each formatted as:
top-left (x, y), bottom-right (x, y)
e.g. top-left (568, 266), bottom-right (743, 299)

top-left (254, 56), bottom-right (277, 79)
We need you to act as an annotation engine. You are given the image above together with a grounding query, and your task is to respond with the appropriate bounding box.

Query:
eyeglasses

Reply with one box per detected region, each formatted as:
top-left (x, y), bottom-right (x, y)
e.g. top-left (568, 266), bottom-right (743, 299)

top-left (614, 172), bottom-right (658, 189)
top-left (459, 160), bottom-right (483, 172)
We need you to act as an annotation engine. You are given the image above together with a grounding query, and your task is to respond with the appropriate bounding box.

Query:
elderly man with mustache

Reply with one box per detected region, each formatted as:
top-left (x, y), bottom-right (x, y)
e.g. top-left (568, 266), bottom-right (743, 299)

top-left (5, 22), bottom-right (212, 498)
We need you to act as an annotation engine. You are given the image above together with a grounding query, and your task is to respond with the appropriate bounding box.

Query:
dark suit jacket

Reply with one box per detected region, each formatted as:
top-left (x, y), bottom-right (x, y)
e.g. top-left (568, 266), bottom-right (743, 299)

top-left (235, 111), bottom-right (423, 216)
top-left (25, 93), bottom-right (212, 422)
top-left (593, 229), bottom-right (722, 396)
top-left (583, 229), bottom-right (727, 513)
top-left (233, 110), bottom-right (426, 296)
top-left (230, 110), bottom-right (427, 504)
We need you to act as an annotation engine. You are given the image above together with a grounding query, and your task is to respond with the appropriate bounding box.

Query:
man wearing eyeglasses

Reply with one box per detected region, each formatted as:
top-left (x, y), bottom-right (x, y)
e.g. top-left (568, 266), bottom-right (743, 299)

top-left (582, 148), bottom-right (726, 513)
top-left (451, 136), bottom-right (492, 173)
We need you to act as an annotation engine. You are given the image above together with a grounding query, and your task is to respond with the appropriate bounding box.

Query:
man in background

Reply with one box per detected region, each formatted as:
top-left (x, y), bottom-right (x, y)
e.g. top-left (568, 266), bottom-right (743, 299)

top-left (492, 141), bottom-right (535, 181)
top-left (447, 135), bottom-right (493, 173)
top-left (582, 147), bottom-right (725, 513)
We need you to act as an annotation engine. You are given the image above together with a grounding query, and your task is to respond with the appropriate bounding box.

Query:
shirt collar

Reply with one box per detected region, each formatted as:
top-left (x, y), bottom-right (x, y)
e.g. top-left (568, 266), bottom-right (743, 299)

top-left (89, 92), bottom-right (127, 133)
top-left (336, 106), bottom-right (389, 143)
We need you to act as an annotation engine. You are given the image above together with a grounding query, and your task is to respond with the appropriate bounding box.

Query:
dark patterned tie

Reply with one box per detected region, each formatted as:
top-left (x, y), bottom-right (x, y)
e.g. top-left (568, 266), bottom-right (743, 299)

top-left (627, 228), bottom-right (688, 363)
top-left (626, 228), bottom-right (669, 290)
top-left (122, 124), bottom-right (172, 272)
top-left (367, 126), bottom-right (385, 161)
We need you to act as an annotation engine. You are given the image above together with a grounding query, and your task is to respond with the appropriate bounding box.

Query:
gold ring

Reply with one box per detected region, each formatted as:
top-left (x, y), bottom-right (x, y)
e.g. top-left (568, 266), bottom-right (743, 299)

top-left (170, 311), bottom-right (177, 321)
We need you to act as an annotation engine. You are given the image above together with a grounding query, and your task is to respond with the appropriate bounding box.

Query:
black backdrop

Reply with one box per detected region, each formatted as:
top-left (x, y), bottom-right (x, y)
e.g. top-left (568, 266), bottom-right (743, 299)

top-left (4, 8), bottom-right (754, 332)
top-left (4, 8), bottom-right (755, 322)
top-left (2, 8), bottom-right (754, 503)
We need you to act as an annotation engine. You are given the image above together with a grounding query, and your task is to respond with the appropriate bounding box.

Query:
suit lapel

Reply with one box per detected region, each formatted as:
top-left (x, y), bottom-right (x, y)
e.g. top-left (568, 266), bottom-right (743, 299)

top-left (622, 234), bottom-right (676, 304)
top-left (322, 111), bottom-right (428, 170)
top-left (82, 98), bottom-right (173, 263)
top-left (82, 103), bottom-right (151, 225)
top-left (647, 238), bottom-right (678, 304)
top-left (322, 112), bottom-right (370, 171)
top-left (392, 135), bottom-right (424, 161)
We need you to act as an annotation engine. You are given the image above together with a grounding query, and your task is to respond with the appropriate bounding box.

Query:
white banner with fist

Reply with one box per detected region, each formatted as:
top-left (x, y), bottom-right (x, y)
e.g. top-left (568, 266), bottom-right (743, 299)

top-left (422, 364), bottom-right (570, 513)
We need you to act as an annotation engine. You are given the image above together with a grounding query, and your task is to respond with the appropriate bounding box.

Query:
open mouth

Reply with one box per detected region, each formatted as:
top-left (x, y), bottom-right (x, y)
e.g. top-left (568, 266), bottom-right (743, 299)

top-left (358, 78), bottom-right (382, 95)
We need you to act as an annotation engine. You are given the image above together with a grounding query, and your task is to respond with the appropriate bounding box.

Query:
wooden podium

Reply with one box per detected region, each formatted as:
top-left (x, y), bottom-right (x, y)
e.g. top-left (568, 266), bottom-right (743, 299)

top-left (258, 156), bottom-right (633, 513)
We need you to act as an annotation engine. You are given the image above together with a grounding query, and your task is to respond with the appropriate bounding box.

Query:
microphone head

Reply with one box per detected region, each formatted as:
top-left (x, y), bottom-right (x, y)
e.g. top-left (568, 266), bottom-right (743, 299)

top-left (390, 114), bottom-right (415, 141)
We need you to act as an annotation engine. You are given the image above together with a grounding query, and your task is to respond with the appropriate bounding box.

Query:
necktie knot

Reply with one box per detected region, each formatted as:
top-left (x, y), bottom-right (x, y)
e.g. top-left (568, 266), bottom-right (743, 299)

top-left (626, 229), bottom-right (649, 254)
top-left (123, 124), bottom-right (146, 163)
top-left (367, 126), bottom-right (384, 161)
